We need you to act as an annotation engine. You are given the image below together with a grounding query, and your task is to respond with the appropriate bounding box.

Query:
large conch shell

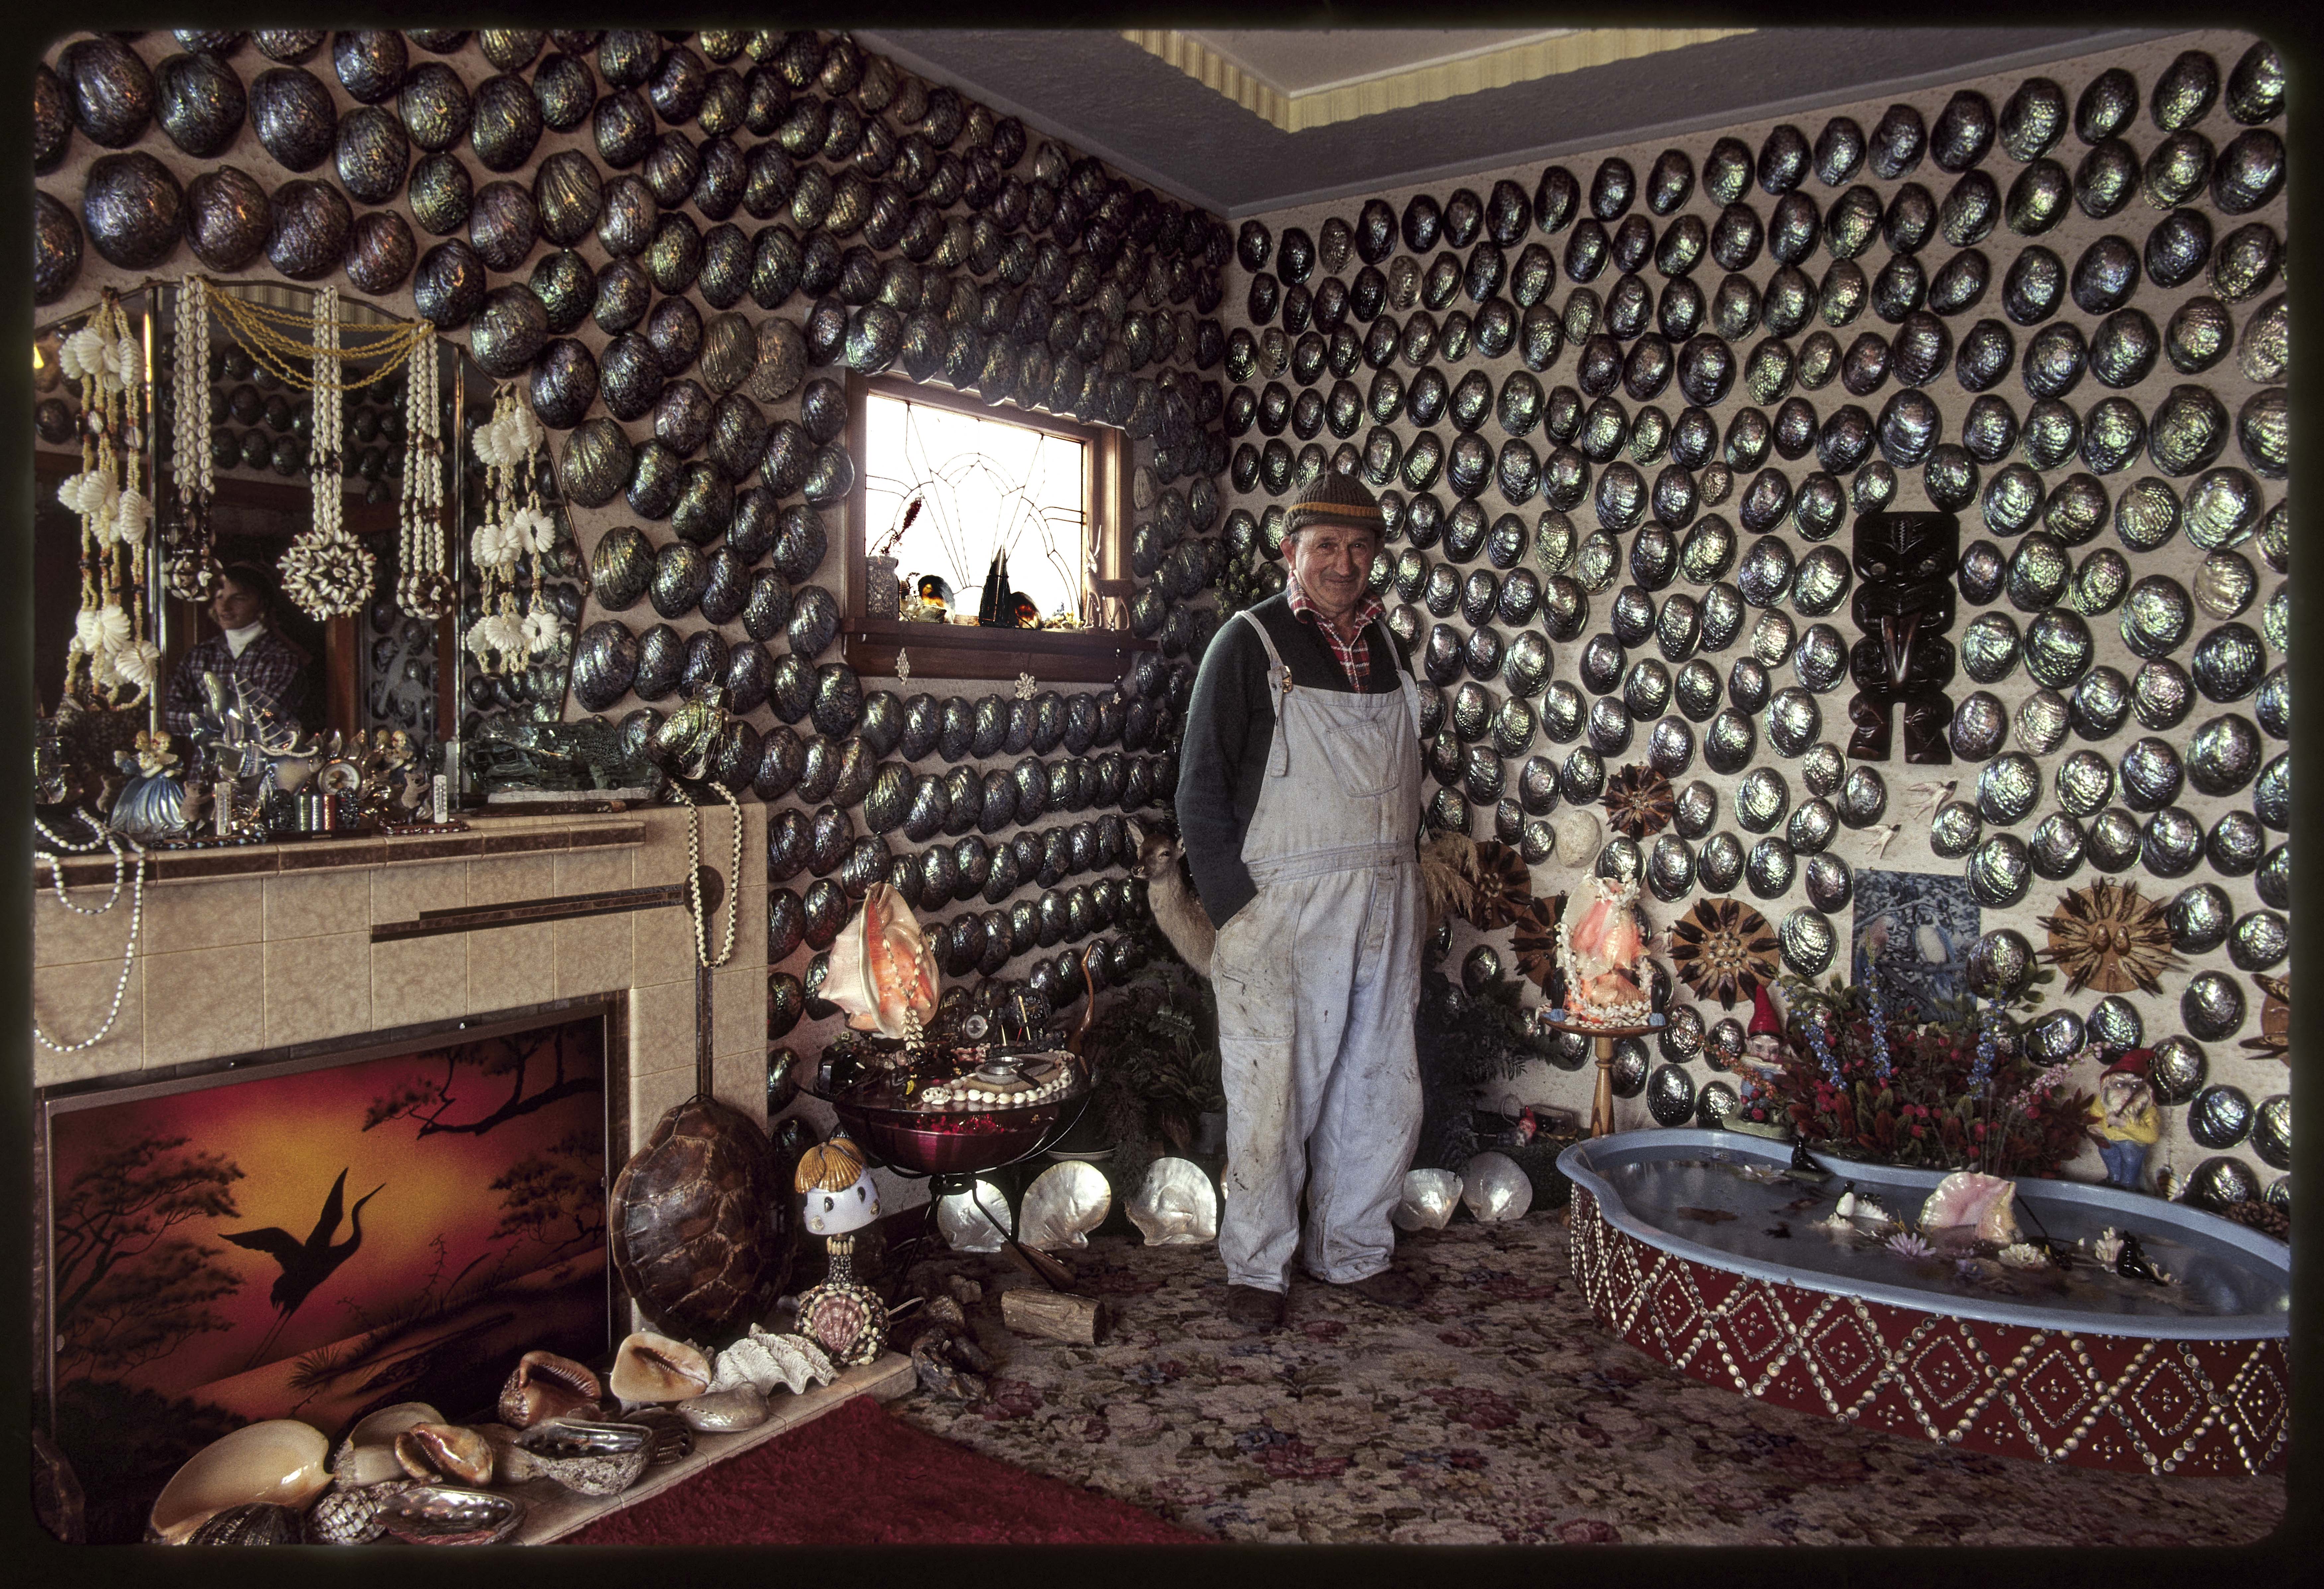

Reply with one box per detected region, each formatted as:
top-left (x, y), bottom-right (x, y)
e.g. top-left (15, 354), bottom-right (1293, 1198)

top-left (1919, 1170), bottom-right (2023, 1244)
top-left (1392, 1168), bottom-right (1463, 1231)
top-left (609, 1330), bottom-right (714, 1403)
top-left (824, 882), bottom-right (939, 1037)
top-left (1126, 1157), bottom-right (1219, 1246)
top-left (148, 1419), bottom-right (332, 1545)
top-left (707, 1324), bottom-right (838, 1398)
top-left (393, 1423), bottom-right (495, 1486)
top-left (331, 1402), bottom-right (443, 1487)
top-left (1017, 1159), bottom-right (1112, 1250)
top-left (496, 1349), bottom-right (604, 1428)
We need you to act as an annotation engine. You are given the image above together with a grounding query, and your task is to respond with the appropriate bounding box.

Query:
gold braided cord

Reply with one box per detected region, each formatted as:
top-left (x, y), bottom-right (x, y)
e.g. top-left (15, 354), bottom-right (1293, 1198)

top-left (197, 277), bottom-right (434, 393)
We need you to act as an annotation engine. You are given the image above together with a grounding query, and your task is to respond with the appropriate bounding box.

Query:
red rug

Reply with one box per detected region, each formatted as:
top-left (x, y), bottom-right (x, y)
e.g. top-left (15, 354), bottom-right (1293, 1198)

top-left (564, 1394), bottom-right (1210, 1547)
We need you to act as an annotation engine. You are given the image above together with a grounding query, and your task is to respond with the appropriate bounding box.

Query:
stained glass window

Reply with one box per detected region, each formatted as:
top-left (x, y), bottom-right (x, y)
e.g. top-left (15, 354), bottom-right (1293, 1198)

top-left (862, 389), bottom-right (1092, 624)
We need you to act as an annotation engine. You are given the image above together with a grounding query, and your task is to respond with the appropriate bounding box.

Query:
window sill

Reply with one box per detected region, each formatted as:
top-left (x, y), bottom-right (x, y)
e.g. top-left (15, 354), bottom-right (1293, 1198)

top-left (840, 619), bottom-right (1157, 684)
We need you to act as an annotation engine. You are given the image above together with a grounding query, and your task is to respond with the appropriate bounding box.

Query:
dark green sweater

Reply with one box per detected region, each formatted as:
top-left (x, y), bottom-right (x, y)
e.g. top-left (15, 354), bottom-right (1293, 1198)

top-left (1174, 593), bottom-right (1414, 929)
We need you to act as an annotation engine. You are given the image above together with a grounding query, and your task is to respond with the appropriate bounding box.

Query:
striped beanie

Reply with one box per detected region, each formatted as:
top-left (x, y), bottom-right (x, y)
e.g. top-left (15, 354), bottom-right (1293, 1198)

top-left (1284, 469), bottom-right (1383, 540)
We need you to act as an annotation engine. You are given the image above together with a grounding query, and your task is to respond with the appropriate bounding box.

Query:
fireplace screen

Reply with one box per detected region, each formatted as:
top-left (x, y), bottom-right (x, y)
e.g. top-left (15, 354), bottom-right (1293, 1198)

top-left (38, 1000), bottom-right (618, 1542)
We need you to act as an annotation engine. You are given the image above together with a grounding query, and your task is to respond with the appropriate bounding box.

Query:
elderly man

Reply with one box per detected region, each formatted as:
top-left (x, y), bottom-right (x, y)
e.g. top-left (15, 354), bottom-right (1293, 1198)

top-left (1177, 470), bottom-right (1427, 1333)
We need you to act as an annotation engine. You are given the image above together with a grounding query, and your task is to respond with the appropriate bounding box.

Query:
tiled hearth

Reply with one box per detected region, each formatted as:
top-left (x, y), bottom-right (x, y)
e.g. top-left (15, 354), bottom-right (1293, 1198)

top-left (31, 806), bottom-right (772, 1141)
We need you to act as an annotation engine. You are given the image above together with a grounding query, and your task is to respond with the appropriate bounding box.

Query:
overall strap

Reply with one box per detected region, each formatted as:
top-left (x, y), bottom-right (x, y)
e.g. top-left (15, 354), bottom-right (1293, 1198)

top-left (1234, 608), bottom-right (1295, 777)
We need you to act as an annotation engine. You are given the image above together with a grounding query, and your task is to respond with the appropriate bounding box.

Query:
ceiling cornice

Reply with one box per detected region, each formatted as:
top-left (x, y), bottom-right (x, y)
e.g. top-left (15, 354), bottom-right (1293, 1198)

top-left (1121, 27), bottom-right (1755, 133)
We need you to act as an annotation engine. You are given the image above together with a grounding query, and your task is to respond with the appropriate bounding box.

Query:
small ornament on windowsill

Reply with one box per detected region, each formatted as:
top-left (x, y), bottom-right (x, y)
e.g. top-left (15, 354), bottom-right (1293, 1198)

top-left (894, 649), bottom-right (910, 683)
top-left (1014, 671), bottom-right (1038, 701)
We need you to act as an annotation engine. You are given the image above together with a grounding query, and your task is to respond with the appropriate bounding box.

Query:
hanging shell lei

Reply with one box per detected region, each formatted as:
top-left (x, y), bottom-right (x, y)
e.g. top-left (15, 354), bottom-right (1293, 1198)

top-left (279, 285), bottom-right (377, 620)
top-left (397, 325), bottom-right (453, 619)
top-left (56, 291), bottom-right (159, 708)
top-left (163, 273), bottom-right (220, 603)
top-left (465, 387), bottom-right (565, 674)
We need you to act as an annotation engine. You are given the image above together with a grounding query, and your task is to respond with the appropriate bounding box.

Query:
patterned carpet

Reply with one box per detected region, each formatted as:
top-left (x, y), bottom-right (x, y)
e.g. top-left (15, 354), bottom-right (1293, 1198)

top-left (885, 1211), bottom-right (2286, 1547)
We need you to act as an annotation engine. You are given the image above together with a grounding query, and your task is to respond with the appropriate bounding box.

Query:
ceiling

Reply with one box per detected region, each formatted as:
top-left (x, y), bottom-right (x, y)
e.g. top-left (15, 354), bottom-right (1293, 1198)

top-left (856, 25), bottom-right (2177, 218)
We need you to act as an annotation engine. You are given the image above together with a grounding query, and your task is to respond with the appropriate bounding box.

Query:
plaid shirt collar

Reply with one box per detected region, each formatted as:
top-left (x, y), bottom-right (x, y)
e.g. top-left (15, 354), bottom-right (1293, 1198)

top-left (1286, 583), bottom-right (1386, 690)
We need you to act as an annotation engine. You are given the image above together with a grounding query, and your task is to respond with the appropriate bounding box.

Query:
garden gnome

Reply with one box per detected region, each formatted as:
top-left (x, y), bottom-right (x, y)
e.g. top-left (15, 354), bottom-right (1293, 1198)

top-left (2086, 1051), bottom-right (2160, 1191)
top-left (1745, 985), bottom-right (1786, 1067)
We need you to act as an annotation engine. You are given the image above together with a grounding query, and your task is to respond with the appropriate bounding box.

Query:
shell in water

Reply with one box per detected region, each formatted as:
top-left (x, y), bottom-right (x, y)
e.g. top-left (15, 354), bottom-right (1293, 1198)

top-left (393, 1423), bottom-right (494, 1486)
top-left (609, 1330), bottom-right (714, 1403)
top-left (1918, 1170), bottom-right (2022, 1244)
top-left (497, 1350), bottom-right (603, 1429)
top-left (148, 1419), bottom-right (331, 1545)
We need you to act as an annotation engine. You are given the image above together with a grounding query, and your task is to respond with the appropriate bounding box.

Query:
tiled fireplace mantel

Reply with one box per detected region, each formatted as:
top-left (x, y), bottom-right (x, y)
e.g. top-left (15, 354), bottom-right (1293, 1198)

top-left (30, 807), bottom-right (773, 1142)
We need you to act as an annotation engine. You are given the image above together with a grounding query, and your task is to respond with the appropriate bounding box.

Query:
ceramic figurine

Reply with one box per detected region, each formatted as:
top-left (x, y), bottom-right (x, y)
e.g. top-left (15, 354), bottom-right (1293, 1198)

top-left (1846, 512), bottom-right (1958, 762)
top-left (791, 1134), bottom-right (888, 1367)
top-left (109, 730), bottom-right (189, 841)
top-left (2086, 1049), bottom-right (2160, 1191)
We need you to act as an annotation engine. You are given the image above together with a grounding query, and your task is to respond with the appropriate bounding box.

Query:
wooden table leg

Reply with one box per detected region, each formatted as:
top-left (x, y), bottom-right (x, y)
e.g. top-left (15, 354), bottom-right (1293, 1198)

top-left (1590, 1033), bottom-right (1617, 1138)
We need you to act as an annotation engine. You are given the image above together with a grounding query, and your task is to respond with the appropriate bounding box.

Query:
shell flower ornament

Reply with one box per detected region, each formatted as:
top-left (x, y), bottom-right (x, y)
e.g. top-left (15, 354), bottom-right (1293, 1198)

top-left (792, 1135), bottom-right (888, 1368)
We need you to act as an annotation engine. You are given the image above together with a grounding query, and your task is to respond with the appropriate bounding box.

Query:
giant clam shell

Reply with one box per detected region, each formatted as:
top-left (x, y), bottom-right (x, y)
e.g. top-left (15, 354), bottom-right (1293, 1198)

top-left (150, 1420), bottom-right (332, 1545)
top-left (1018, 1160), bottom-right (1111, 1251)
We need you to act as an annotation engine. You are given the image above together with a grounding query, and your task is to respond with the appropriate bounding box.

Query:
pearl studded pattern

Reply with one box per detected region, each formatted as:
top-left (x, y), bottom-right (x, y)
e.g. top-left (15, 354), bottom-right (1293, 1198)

top-left (1568, 1186), bottom-right (2289, 1476)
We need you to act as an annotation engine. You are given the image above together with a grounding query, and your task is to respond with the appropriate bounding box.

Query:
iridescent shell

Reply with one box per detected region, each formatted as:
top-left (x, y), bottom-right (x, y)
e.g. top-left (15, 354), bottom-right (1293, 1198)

top-left (80, 151), bottom-right (184, 270)
top-left (2181, 971), bottom-right (2246, 1042)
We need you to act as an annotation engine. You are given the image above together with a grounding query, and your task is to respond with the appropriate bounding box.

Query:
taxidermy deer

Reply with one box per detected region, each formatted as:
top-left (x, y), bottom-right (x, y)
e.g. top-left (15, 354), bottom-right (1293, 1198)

top-left (1130, 821), bottom-right (1486, 980)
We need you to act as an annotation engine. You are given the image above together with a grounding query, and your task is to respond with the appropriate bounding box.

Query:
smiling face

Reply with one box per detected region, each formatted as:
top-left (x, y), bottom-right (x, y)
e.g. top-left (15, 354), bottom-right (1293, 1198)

top-left (209, 572), bottom-right (265, 633)
top-left (1286, 518), bottom-right (1380, 627)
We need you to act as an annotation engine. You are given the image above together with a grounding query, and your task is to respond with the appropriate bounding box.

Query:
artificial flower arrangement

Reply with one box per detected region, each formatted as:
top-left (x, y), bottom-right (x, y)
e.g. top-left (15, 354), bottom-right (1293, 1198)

top-left (1732, 971), bottom-right (2095, 1179)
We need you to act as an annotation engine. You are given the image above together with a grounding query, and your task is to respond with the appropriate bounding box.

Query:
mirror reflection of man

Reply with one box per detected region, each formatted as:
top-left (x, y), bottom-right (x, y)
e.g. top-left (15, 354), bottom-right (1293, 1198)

top-left (163, 562), bottom-right (314, 743)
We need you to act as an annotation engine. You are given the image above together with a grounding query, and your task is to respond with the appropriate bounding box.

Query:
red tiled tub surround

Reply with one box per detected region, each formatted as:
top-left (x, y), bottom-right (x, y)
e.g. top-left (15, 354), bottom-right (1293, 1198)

top-left (1561, 1133), bottom-right (2289, 1476)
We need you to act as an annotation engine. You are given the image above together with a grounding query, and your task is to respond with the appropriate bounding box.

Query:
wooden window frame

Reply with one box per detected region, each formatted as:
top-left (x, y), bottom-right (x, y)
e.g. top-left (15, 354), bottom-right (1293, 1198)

top-left (840, 371), bottom-right (1153, 683)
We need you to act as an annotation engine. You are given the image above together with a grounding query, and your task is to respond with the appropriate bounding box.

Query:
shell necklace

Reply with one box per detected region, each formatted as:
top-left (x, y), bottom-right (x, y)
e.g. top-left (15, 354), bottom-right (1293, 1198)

top-left (673, 779), bottom-right (745, 969)
top-left (32, 808), bottom-right (146, 1054)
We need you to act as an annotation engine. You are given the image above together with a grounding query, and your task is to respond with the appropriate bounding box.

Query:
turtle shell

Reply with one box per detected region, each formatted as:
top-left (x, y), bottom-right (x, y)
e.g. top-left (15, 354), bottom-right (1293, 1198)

top-left (610, 1094), bottom-right (792, 1337)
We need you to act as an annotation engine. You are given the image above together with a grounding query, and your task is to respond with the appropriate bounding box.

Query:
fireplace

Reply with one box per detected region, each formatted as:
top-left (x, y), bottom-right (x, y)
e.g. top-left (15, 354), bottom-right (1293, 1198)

top-left (36, 996), bottom-right (628, 1543)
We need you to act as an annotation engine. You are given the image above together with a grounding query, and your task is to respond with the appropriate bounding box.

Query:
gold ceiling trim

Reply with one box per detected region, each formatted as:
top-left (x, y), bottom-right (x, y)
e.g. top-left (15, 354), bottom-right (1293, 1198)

top-left (1122, 27), bottom-right (1754, 132)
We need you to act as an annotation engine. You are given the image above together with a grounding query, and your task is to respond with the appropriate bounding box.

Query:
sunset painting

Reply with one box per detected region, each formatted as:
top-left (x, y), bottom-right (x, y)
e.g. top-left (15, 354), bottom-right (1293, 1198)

top-left (42, 1010), bottom-right (612, 1543)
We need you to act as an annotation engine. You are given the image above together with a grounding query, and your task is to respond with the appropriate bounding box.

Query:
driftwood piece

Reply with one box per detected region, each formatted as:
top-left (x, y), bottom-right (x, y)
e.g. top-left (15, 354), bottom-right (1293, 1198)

top-left (1001, 1287), bottom-right (1103, 1345)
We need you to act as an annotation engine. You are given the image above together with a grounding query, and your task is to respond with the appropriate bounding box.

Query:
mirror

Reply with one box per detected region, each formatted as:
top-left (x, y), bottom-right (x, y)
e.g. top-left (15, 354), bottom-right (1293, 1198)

top-left (149, 283), bottom-right (462, 771)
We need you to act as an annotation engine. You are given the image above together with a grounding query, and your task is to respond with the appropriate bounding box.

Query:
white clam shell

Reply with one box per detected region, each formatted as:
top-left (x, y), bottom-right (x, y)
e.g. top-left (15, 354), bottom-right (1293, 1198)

top-left (1017, 1159), bottom-right (1112, 1250)
top-left (936, 1178), bottom-right (1013, 1252)
top-left (1393, 1168), bottom-right (1464, 1231)
top-left (1126, 1157), bottom-right (1218, 1246)
top-left (707, 1325), bottom-right (837, 1398)
top-left (1460, 1152), bottom-right (1534, 1223)
top-left (149, 1419), bottom-right (332, 1545)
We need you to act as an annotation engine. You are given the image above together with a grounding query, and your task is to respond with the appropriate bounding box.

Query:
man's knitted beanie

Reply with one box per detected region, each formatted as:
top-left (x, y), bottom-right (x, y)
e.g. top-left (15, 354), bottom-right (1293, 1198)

top-left (1284, 468), bottom-right (1383, 540)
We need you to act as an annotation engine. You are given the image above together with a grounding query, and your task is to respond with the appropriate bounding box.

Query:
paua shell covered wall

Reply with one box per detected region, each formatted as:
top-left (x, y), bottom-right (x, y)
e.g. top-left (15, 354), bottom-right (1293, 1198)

top-left (1223, 29), bottom-right (2287, 1207)
top-left (36, 28), bottom-right (1227, 1207)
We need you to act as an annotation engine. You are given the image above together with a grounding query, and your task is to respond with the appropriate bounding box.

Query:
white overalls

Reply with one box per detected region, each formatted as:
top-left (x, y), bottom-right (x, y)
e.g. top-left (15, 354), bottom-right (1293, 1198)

top-left (1211, 608), bottom-right (1427, 1294)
